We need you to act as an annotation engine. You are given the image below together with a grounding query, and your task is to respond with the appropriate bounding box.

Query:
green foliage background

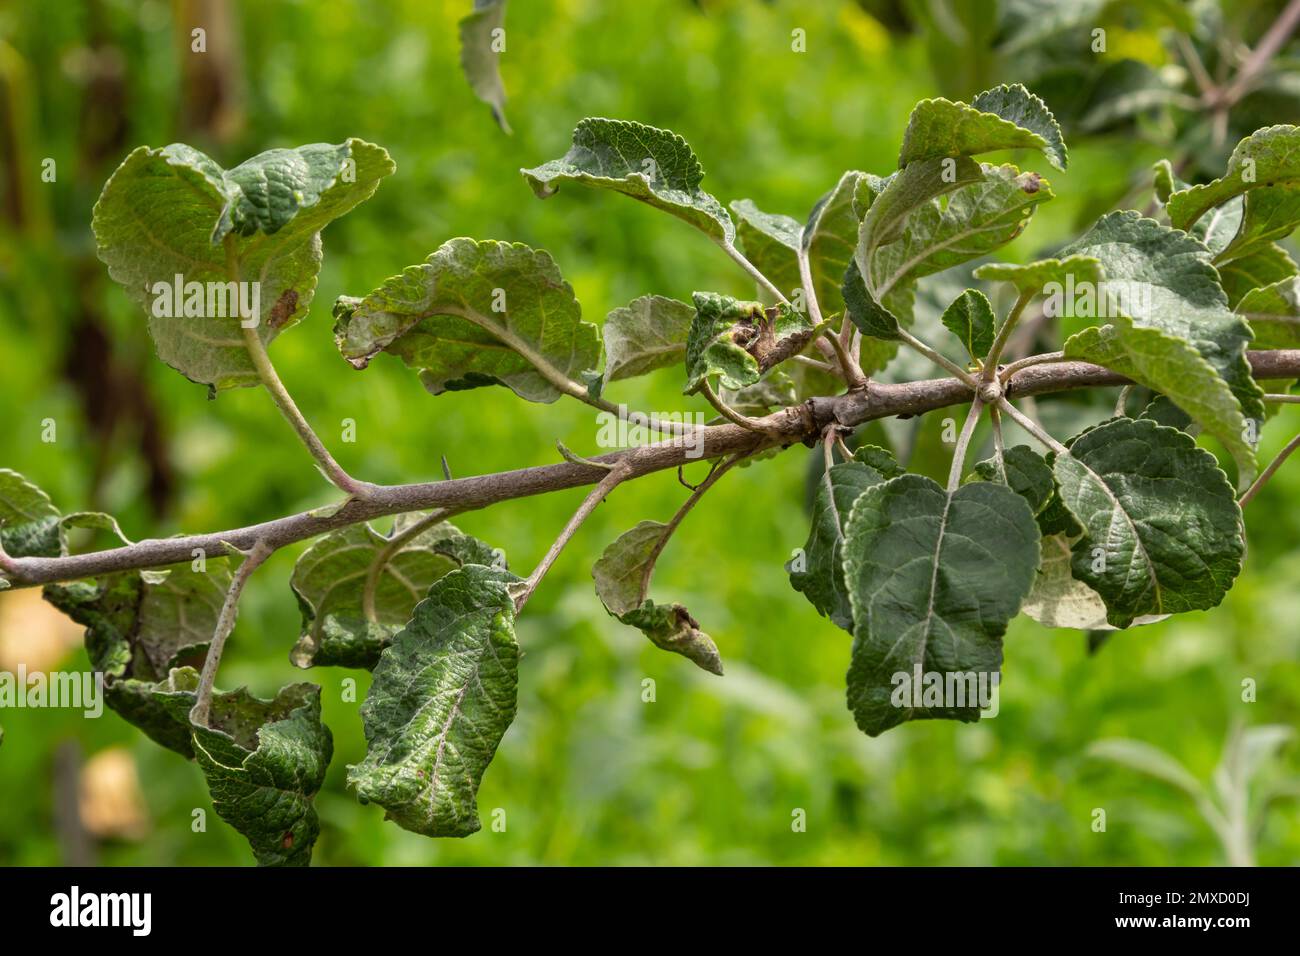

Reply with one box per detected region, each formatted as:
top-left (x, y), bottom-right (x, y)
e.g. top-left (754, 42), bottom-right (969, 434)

top-left (1, 0), bottom-right (1298, 865)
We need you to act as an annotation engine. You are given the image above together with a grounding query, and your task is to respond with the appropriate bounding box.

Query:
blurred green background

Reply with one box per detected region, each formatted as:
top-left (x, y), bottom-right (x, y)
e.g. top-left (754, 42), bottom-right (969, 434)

top-left (1, 0), bottom-right (1298, 866)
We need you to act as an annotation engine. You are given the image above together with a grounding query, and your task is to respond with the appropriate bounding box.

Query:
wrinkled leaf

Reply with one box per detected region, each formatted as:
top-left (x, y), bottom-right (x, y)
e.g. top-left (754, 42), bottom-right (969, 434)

top-left (898, 83), bottom-right (1067, 171)
top-left (592, 520), bottom-right (724, 674)
top-left (1053, 418), bottom-right (1244, 628)
top-left (334, 238), bottom-right (601, 403)
top-left (290, 515), bottom-right (504, 669)
top-left (94, 140), bottom-right (393, 392)
top-left (521, 117), bottom-right (734, 242)
top-left (157, 679), bottom-right (333, 865)
top-left (349, 565), bottom-right (518, 837)
top-left (683, 292), bottom-right (812, 393)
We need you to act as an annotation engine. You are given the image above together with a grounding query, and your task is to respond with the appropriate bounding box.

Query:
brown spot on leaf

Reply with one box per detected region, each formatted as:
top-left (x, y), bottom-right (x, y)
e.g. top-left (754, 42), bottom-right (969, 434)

top-left (268, 289), bottom-right (299, 329)
top-left (1021, 173), bottom-right (1042, 194)
top-left (281, 831), bottom-right (294, 849)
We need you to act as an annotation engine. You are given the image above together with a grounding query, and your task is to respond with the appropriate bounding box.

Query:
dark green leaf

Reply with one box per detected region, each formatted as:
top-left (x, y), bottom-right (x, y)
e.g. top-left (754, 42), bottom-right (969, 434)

top-left (290, 516), bottom-right (505, 670)
top-left (940, 289), bottom-right (995, 362)
top-left (1052, 418), bottom-right (1245, 628)
top-left (521, 117), bottom-right (734, 242)
top-left (842, 476), bottom-right (1040, 735)
top-left (788, 454), bottom-right (898, 631)
top-left (157, 680), bottom-right (333, 865)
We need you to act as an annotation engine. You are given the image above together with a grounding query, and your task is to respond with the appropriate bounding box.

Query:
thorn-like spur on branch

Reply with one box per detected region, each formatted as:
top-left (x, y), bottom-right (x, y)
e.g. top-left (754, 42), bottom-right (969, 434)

top-left (7, 350), bottom-right (1300, 591)
top-left (190, 539), bottom-right (275, 727)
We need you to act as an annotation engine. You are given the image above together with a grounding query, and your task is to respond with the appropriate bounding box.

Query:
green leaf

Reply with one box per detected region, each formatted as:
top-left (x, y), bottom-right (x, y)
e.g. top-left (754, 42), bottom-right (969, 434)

top-left (731, 173), bottom-right (867, 316)
top-left (1058, 211), bottom-right (1263, 482)
top-left (940, 289), bottom-right (995, 362)
top-left (43, 560), bottom-right (232, 756)
top-left (1218, 242), bottom-right (1298, 307)
top-left (1217, 184), bottom-right (1300, 264)
top-left (458, 0), bottom-right (510, 134)
top-left (618, 601), bottom-right (723, 676)
top-left (842, 262), bottom-right (902, 340)
top-left (93, 140), bottom-right (394, 393)
top-left (800, 171), bottom-right (868, 310)
top-left (0, 468), bottom-right (61, 559)
top-left (971, 444), bottom-right (1071, 530)
top-left (521, 117), bottom-right (734, 242)
top-left (788, 453), bottom-right (899, 631)
top-left (973, 254), bottom-right (1104, 295)
top-left (842, 475), bottom-right (1040, 736)
top-left (1166, 125), bottom-right (1300, 231)
top-left (290, 516), bottom-right (505, 670)
top-left (867, 164), bottom-right (1054, 302)
top-left (1021, 533), bottom-right (1169, 631)
top-left (591, 520), bottom-right (724, 675)
top-left (683, 292), bottom-right (812, 393)
top-left (348, 565), bottom-right (518, 837)
top-left (856, 156), bottom-right (982, 280)
top-left (1237, 275), bottom-right (1300, 349)
top-left (1021, 533), bottom-right (1113, 631)
top-left (1053, 418), bottom-right (1244, 628)
top-left (721, 369), bottom-right (798, 415)
top-left (898, 83), bottom-right (1067, 171)
top-left (157, 680), bottom-right (333, 866)
top-left (334, 238), bottom-right (601, 403)
top-left (1152, 158), bottom-right (1181, 205)
top-left (602, 294), bottom-right (694, 384)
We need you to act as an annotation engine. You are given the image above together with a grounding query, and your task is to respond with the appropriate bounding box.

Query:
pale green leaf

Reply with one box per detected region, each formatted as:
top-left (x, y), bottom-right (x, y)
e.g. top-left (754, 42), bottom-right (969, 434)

top-left (333, 238), bottom-right (601, 403)
top-left (93, 140), bottom-right (394, 393)
top-left (0, 468), bottom-right (61, 559)
top-left (1218, 242), bottom-right (1298, 307)
top-left (1236, 276), bottom-right (1300, 349)
top-left (458, 0), bottom-right (510, 134)
top-left (973, 254), bottom-right (1103, 295)
top-left (591, 520), bottom-right (724, 675)
top-left (1217, 184), bottom-right (1300, 264)
top-left (602, 294), bottom-right (694, 384)
top-left (1167, 125), bottom-right (1300, 231)
top-left (867, 163), bottom-right (1053, 302)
